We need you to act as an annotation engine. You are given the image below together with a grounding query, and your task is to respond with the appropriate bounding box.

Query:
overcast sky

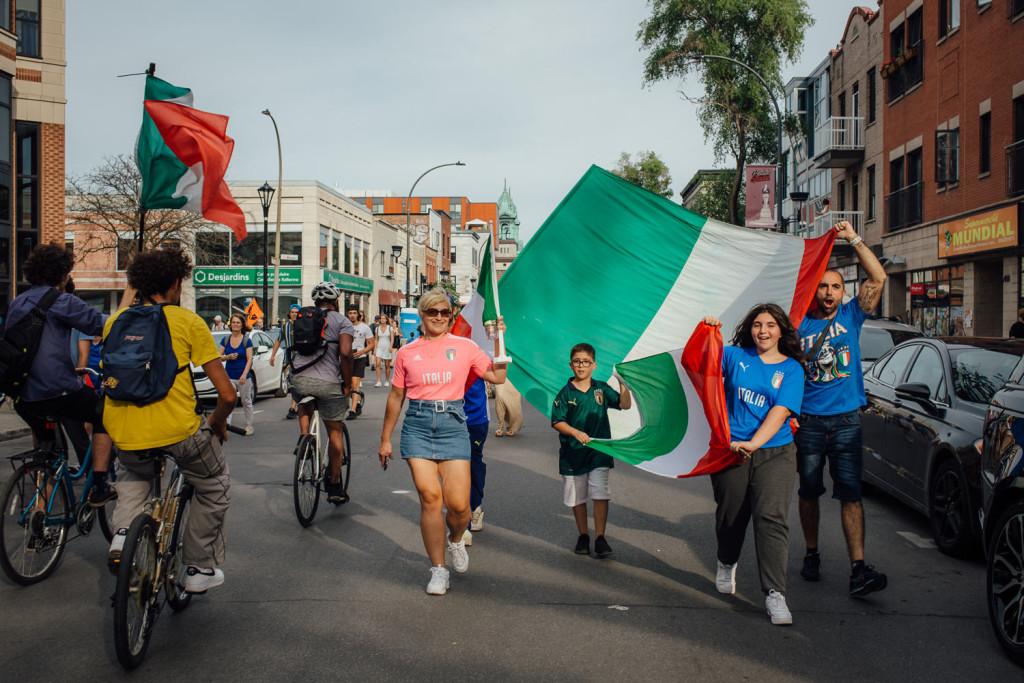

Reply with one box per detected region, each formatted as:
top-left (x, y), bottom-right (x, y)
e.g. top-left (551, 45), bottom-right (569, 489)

top-left (66, 1), bottom-right (854, 242)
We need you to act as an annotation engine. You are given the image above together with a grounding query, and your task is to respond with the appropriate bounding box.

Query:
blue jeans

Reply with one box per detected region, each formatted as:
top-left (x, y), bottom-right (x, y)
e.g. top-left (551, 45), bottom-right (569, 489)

top-left (794, 410), bottom-right (863, 502)
top-left (468, 421), bottom-right (488, 511)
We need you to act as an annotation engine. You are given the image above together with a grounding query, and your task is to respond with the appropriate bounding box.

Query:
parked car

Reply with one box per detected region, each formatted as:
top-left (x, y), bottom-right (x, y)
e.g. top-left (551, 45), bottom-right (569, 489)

top-left (980, 359), bottom-right (1024, 665)
top-left (861, 337), bottom-right (1023, 557)
top-left (194, 330), bottom-right (289, 399)
top-left (860, 317), bottom-right (923, 372)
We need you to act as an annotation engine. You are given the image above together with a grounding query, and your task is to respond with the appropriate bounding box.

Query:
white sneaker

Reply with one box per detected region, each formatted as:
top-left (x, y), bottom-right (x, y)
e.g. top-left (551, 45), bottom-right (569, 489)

top-left (447, 534), bottom-right (469, 573)
top-left (384, 381), bottom-right (390, 386)
top-left (184, 566), bottom-right (225, 594)
top-left (375, 381), bottom-right (382, 387)
top-left (716, 560), bottom-right (737, 594)
top-left (765, 589), bottom-right (793, 625)
top-left (470, 506), bottom-right (484, 532)
top-left (426, 565), bottom-right (450, 595)
top-left (462, 529), bottom-right (472, 546)
top-left (244, 424), bottom-right (254, 436)
top-left (107, 527), bottom-right (128, 573)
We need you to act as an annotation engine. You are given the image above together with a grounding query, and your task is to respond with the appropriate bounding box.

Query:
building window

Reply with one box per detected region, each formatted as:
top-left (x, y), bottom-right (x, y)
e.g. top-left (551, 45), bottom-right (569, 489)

top-left (851, 173), bottom-right (860, 214)
top-left (1011, 96), bottom-right (1024, 197)
top-left (939, 0), bottom-right (960, 38)
top-left (450, 246), bottom-right (456, 265)
top-left (867, 165), bottom-right (876, 220)
top-left (886, 150), bottom-right (923, 230)
top-left (343, 235), bottom-right (352, 273)
top-left (420, 199), bottom-right (431, 215)
top-left (936, 129), bottom-right (960, 184)
top-left (980, 112), bottom-right (992, 174)
top-left (196, 231), bottom-right (230, 265)
top-left (838, 180), bottom-right (846, 211)
top-left (319, 228), bottom-right (329, 269)
top-left (0, 1), bottom-right (9, 32)
top-left (15, 0), bottom-right (40, 58)
top-left (15, 121), bottom-right (37, 287)
top-left (1010, 0), bottom-right (1023, 18)
top-left (867, 68), bottom-right (876, 123)
top-left (888, 9), bottom-right (924, 102)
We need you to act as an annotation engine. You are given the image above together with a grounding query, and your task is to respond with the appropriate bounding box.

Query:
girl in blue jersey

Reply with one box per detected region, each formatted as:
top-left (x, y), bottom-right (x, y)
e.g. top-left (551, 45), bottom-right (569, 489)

top-left (702, 303), bottom-right (804, 626)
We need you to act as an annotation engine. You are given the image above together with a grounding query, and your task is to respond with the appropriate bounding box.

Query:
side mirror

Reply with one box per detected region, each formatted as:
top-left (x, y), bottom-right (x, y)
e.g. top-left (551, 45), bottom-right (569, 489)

top-left (895, 382), bottom-right (939, 415)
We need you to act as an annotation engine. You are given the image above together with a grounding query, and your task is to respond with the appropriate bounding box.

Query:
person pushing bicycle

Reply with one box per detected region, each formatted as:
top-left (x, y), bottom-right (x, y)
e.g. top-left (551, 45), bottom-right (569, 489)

top-left (100, 249), bottom-right (237, 593)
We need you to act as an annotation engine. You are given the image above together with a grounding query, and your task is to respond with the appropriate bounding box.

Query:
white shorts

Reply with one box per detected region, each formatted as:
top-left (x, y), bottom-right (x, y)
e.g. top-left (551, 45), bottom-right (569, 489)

top-left (562, 467), bottom-right (611, 506)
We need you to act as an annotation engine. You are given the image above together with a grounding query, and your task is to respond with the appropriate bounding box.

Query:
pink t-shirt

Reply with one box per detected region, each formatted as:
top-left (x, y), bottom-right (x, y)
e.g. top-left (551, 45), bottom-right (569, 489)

top-left (393, 334), bottom-right (492, 400)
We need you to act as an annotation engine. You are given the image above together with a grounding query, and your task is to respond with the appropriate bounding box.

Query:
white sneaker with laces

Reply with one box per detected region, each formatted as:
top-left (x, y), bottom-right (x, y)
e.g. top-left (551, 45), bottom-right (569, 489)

top-left (716, 560), bottom-right (737, 594)
top-left (765, 589), bottom-right (793, 625)
top-left (426, 565), bottom-right (450, 595)
top-left (462, 529), bottom-right (472, 546)
top-left (375, 381), bottom-right (382, 387)
top-left (447, 534), bottom-right (469, 573)
top-left (184, 566), bottom-right (225, 594)
top-left (384, 381), bottom-right (390, 386)
top-left (470, 506), bottom-right (484, 532)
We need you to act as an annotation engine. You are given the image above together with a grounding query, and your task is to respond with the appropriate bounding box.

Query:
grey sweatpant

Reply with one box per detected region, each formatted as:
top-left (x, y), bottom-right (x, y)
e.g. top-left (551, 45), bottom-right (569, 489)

top-left (710, 442), bottom-right (796, 594)
top-left (111, 419), bottom-right (230, 567)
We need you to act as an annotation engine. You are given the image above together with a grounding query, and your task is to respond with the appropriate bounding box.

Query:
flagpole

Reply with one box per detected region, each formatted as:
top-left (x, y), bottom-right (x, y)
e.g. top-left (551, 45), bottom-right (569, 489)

top-left (489, 233), bottom-right (512, 364)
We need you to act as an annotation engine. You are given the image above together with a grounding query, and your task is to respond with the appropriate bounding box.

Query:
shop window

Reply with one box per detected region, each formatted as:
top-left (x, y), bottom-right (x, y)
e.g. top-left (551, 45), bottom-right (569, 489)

top-left (980, 112), bottom-right (992, 174)
top-left (15, 0), bottom-right (39, 58)
top-left (936, 129), bottom-right (960, 184)
top-left (279, 232), bottom-right (302, 266)
top-left (910, 266), bottom-right (964, 336)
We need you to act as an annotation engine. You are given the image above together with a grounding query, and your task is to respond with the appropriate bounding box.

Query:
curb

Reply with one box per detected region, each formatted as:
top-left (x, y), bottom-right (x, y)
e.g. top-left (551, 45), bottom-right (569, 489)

top-left (0, 427), bottom-right (30, 442)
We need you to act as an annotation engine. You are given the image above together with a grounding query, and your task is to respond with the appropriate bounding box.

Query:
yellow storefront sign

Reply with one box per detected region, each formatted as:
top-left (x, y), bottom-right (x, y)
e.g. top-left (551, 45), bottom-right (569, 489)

top-left (938, 204), bottom-right (1019, 258)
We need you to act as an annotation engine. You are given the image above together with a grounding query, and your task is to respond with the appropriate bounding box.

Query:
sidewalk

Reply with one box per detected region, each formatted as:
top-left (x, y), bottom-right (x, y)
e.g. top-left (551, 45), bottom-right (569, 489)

top-left (0, 399), bottom-right (30, 442)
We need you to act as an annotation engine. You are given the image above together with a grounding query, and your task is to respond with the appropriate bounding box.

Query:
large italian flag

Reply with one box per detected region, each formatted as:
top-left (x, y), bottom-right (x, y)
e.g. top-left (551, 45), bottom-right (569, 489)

top-left (136, 75), bottom-right (247, 242)
top-left (499, 166), bottom-right (834, 478)
top-left (451, 234), bottom-right (499, 357)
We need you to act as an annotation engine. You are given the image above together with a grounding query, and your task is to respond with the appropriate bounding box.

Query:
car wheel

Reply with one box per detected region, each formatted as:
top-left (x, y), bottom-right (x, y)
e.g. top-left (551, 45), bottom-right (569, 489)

top-left (275, 368), bottom-right (289, 398)
top-left (987, 498), bottom-right (1024, 665)
top-left (928, 458), bottom-right (978, 558)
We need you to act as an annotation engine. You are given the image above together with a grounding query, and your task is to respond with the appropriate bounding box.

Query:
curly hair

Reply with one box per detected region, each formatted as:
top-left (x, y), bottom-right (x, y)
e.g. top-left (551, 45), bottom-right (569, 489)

top-left (126, 248), bottom-right (193, 297)
top-left (730, 303), bottom-right (803, 362)
top-left (22, 243), bottom-right (74, 287)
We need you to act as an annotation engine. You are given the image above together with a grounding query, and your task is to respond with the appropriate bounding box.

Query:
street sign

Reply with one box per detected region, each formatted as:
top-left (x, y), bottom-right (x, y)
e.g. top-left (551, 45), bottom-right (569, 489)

top-left (321, 269), bottom-right (374, 294)
top-left (192, 267), bottom-right (302, 287)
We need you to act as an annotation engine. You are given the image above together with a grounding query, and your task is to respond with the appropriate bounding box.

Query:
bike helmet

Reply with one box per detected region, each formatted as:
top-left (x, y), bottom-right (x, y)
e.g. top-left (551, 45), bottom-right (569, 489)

top-left (311, 281), bottom-right (341, 302)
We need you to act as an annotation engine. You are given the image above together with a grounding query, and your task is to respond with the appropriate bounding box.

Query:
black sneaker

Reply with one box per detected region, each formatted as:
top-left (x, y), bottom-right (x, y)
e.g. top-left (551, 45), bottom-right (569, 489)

top-left (346, 411), bottom-right (358, 421)
top-left (286, 408), bottom-right (298, 420)
top-left (594, 535), bottom-right (613, 558)
top-left (88, 484), bottom-right (117, 508)
top-left (849, 564), bottom-right (888, 597)
top-left (800, 551), bottom-right (821, 582)
top-left (325, 479), bottom-right (348, 505)
top-left (574, 533), bottom-right (591, 555)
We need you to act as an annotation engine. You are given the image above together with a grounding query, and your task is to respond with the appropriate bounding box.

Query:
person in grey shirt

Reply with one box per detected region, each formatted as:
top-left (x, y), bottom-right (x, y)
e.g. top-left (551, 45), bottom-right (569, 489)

top-left (290, 281), bottom-right (354, 503)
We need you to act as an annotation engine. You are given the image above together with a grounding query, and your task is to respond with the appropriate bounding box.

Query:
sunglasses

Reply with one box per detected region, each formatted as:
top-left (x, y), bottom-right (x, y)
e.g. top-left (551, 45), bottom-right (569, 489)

top-left (425, 308), bottom-right (452, 318)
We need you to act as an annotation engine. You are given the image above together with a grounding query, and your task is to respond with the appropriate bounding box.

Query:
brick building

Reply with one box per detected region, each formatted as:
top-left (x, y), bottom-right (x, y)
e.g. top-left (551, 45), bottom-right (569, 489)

top-left (881, 0), bottom-right (1024, 336)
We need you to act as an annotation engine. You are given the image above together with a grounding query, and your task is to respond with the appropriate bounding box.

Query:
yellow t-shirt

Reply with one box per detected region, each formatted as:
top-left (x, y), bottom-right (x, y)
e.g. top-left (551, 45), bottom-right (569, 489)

top-left (102, 305), bottom-right (221, 450)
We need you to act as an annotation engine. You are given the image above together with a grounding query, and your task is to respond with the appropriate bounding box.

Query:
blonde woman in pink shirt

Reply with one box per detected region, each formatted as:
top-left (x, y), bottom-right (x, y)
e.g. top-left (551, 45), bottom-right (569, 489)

top-left (379, 288), bottom-right (507, 595)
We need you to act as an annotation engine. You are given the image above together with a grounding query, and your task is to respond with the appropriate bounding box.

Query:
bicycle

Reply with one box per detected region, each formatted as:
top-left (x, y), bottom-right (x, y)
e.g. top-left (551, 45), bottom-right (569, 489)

top-left (0, 402), bottom-right (116, 585)
top-left (292, 396), bottom-right (351, 527)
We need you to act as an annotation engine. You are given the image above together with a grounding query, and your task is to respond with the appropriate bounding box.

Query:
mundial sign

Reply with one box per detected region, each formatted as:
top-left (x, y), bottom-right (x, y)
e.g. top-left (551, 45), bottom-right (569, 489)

top-left (192, 267), bottom-right (302, 286)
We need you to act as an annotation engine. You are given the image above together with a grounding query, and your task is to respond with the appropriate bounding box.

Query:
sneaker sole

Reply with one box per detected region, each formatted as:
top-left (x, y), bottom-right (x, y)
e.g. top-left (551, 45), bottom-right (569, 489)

top-left (716, 583), bottom-right (736, 595)
top-left (426, 584), bottom-right (448, 595)
top-left (594, 551), bottom-right (613, 559)
top-left (574, 547), bottom-right (590, 555)
top-left (769, 613), bottom-right (793, 625)
top-left (849, 576), bottom-right (888, 597)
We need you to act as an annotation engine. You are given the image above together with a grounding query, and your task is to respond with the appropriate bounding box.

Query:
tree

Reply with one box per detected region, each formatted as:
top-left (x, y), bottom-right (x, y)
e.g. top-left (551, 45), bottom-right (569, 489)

top-left (638, 0), bottom-right (812, 225)
top-left (688, 171), bottom-right (742, 224)
top-left (65, 153), bottom-right (218, 264)
top-left (613, 151), bottom-right (674, 198)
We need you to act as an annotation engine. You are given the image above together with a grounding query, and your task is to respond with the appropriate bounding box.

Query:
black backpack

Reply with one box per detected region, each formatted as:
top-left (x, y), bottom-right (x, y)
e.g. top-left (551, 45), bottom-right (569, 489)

top-left (292, 306), bottom-right (328, 356)
top-left (101, 303), bottom-right (186, 407)
top-left (0, 288), bottom-right (60, 398)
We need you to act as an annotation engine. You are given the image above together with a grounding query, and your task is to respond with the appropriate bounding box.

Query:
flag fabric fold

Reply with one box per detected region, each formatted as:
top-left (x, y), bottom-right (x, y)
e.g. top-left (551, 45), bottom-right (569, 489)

top-left (498, 165), bottom-right (835, 478)
top-left (452, 234), bottom-right (499, 357)
top-left (136, 75), bottom-right (247, 242)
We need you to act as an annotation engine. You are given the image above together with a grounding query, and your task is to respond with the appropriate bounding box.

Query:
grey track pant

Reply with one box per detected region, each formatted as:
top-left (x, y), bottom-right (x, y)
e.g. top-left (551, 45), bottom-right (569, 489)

top-left (111, 419), bottom-right (230, 567)
top-left (710, 442), bottom-right (796, 594)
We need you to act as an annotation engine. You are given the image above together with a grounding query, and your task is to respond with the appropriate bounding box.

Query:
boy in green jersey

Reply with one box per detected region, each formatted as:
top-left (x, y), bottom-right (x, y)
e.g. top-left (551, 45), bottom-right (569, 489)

top-left (551, 343), bottom-right (631, 558)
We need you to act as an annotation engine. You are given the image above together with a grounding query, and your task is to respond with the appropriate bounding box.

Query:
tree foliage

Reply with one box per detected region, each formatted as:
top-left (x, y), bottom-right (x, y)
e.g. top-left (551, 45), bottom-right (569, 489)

top-left (612, 150), bottom-right (674, 198)
top-left (688, 171), bottom-right (743, 225)
top-left (65, 153), bottom-right (215, 264)
top-left (638, 0), bottom-right (812, 224)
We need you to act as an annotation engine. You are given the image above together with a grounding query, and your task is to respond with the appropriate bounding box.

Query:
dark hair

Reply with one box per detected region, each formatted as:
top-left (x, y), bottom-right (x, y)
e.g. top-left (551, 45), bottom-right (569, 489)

top-left (22, 243), bottom-right (74, 287)
top-left (229, 313), bottom-right (249, 332)
top-left (126, 248), bottom-right (193, 297)
top-left (570, 343), bottom-right (596, 360)
top-left (346, 303), bottom-right (359, 312)
top-left (730, 303), bottom-right (803, 362)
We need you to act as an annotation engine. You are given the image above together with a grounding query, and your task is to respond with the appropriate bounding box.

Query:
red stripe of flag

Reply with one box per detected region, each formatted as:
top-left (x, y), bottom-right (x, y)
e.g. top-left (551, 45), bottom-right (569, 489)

top-left (789, 230), bottom-right (837, 327)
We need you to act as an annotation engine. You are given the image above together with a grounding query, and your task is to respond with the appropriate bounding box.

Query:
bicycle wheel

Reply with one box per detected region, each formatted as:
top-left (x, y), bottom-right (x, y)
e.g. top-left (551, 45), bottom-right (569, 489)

top-left (113, 514), bottom-right (158, 670)
top-left (96, 494), bottom-right (117, 543)
top-left (0, 462), bottom-right (70, 585)
top-left (166, 484), bottom-right (194, 612)
top-left (293, 434), bottom-right (320, 527)
top-left (340, 422), bottom-right (352, 496)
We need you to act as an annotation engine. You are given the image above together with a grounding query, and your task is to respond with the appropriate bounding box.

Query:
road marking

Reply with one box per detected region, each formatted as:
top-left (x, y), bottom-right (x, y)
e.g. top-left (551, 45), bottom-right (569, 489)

top-left (392, 490), bottom-right (411, 494)
top-left (608, 605), bottom-right (629, 611)
top-left (897, 531), bottom-right (936, 548)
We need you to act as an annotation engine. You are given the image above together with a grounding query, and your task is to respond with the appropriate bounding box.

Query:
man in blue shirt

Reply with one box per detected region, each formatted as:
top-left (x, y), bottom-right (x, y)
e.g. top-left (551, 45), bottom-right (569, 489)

top-left (795, 221), bottom-right (888, 597)
top-left (462, 378), bottom-right (489, 545)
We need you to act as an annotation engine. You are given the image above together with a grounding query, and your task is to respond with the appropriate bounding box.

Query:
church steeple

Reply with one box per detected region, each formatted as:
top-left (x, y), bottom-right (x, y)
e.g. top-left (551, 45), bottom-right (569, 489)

top-left (497, 181), bottom-right (521, 247)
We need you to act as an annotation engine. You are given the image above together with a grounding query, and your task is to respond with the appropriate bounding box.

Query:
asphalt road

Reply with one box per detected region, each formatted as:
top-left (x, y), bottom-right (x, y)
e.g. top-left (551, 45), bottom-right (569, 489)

top-left (0, 388), bottom-right (1018, 681)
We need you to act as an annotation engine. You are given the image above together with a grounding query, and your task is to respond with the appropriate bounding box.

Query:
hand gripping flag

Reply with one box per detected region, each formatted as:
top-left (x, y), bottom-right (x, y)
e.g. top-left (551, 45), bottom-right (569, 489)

top-left (136, 75), bottom-right (247, 242)
top-left (498, 166), bottom-right (834, 478)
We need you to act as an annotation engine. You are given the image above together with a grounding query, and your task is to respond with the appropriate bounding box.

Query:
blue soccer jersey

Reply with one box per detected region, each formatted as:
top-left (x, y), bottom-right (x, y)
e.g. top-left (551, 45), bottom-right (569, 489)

top-left (797, 299), bottom-right (868, 415)
top-left (722, 346), bottom-right (804, 448)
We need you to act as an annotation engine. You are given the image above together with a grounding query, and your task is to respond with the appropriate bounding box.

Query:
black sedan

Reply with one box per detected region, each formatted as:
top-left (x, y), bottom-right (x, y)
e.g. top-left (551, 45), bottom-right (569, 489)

top-left (980, 361), bottom-right (1024, 665)
top-left (862, 337), bottom-right (1023, 557)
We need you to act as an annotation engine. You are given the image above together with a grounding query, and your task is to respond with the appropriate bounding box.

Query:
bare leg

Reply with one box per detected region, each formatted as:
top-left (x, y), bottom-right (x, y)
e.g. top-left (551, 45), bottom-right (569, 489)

top-left (438, 459), bottom-right (471, 543)
top-left (593, 499), bottom-right (609, 537)
top-left (841, 500), bottom-right (865, 562)
top-left (90, 433), bottom-right (114, 472)
top-left (350, 376), bottom-right (363, 412)
top-left (297, 402), bottom-right (313, 435)
top-left (572, 503), bottom-right (588, 535)
top-left (799, 497), bottom-right (820, 549)
top-left (323, 421), bottom-right (345, 484)
top-left (407, 458), bottom-right (446, 566)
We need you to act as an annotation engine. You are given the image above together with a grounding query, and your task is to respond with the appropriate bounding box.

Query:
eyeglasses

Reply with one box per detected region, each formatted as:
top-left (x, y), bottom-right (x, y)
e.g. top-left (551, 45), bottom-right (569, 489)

top-left (425, 308), bottom-right (452, 318)
top-left (571, 359), bottom-right (594, 367)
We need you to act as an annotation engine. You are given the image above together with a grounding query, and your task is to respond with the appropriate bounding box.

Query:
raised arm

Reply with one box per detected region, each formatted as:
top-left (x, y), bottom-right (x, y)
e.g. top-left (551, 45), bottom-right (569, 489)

top-left (833, 221), bottom-right (886, 314)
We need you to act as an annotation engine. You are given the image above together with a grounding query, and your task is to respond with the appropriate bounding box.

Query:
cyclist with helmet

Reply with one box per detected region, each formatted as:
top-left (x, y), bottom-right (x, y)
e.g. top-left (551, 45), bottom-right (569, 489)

top-left (289, 282), bottom-right (355, 503)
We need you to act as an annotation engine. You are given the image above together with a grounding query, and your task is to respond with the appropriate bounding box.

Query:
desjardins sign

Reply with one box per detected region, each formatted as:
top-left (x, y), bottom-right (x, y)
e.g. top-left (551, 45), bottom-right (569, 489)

top-left (193, 267), bottom-right (303, 287)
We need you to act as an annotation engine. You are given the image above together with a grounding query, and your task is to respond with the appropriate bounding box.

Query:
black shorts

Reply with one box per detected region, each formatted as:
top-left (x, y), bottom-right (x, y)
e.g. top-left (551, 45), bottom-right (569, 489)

top-left (16, 384), bottom-right (107, 442)
top-left (353, 355), bottom-right (369, 379)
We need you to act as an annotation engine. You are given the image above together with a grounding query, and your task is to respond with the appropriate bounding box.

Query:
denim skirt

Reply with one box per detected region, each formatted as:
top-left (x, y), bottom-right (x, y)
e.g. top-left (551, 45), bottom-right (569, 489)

top-left (400, 399), bottom-right (471, 461)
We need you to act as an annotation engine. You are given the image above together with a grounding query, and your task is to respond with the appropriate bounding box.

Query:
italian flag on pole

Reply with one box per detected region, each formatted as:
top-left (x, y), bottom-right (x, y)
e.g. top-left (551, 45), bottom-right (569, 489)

top-left (136, 74), bottom-right (247, 242)
top-left (452, 234), bottom-right (501, 358)
top-left (499, 166), bottom-right (835, 478)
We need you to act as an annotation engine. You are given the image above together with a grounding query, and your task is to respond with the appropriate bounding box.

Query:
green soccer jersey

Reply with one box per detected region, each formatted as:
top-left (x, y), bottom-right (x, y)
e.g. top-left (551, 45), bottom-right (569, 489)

top-left (551, 378), bottom-right (621, 475)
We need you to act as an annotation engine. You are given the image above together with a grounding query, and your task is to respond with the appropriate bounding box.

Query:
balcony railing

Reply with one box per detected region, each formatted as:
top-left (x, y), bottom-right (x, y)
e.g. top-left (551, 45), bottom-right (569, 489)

top-left (814, 116), bottom-right (865, 153)
top-left (886, 43), bottom-right (924, 102)
top-left (885, 181), bottom-right (924, 231)
top-left (794, 211), bottom-right (863, 239)
top-left (1007, 140), bottom-right (1024, 198)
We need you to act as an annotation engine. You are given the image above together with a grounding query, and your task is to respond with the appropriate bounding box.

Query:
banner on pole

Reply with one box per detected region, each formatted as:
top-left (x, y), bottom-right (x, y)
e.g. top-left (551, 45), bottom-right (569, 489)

top-left (744, 164), bottom-right (777, 229)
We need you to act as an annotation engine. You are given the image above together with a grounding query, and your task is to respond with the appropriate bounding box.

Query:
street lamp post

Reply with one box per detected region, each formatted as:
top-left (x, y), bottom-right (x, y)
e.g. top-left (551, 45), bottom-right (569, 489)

top-left (257, 182), bottom-right (275, 323)
top-left (261, 109), bottom-right (284, 321)
top-left (685, 53), bottom-right (784, 233)
top-left (405, 162), bottom-right (465, 307)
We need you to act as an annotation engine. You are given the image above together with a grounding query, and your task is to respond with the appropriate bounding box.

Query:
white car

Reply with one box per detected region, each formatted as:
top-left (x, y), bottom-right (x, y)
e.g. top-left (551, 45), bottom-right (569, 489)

top-left (193, 330), bottom-right (289, 399)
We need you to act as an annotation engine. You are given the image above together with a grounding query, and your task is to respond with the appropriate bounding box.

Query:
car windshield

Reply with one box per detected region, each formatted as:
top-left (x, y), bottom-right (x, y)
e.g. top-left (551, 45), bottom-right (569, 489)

top-left (950, 348), bottom-right (1022, 404)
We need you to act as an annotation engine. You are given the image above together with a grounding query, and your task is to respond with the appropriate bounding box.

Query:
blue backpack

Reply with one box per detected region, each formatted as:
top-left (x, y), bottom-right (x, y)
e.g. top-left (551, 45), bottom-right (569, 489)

top-left (101, 303), bottom-right (186, 407)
